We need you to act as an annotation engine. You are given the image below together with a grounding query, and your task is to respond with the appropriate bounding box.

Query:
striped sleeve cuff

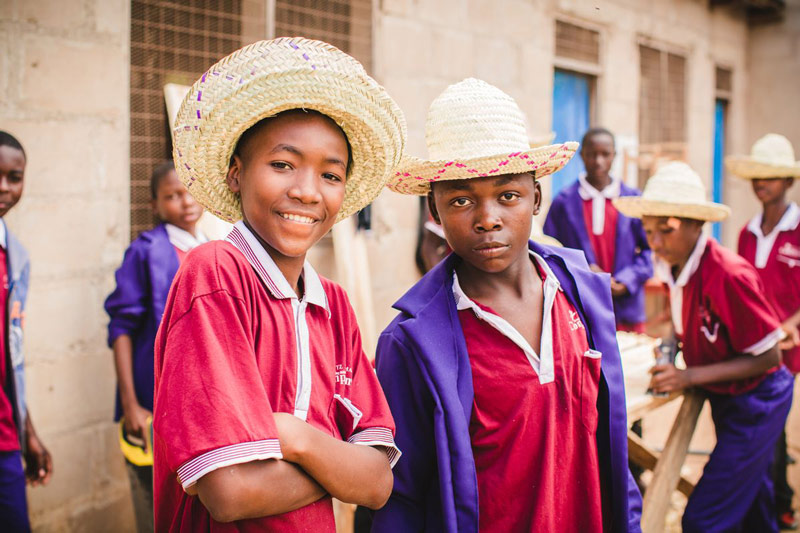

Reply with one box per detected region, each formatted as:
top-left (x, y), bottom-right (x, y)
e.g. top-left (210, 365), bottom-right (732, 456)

top-left (742, 327), bottom-right (785, 356)
top-left (176, 439), bottom-right (282, 490)
top-left (348, 427), bottom-right (402, 468)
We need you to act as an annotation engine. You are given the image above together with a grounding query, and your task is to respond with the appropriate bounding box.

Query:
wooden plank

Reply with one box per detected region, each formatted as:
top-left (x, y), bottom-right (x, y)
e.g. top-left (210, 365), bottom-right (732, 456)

top-left (640, 390), bottom-right (705, 533)
top-left (627, 430), bottom-right (695, 498)
top-left (626, 390), bottom-right (682, 422)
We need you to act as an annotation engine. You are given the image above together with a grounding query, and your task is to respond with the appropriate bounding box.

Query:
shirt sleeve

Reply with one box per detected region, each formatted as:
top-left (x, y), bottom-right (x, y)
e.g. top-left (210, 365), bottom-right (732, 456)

top-left (153, 288), bottom-right (282, 490)
top-left (713, 267), bottom-right (783, 355)
top-left (104, 243), bottom-right (149, 347)
top-left (332, 304), bottom-right (401, 467)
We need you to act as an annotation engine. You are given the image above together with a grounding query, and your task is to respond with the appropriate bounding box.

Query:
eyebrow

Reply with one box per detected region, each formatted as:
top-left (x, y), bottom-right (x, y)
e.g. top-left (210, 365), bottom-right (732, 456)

top-left (269, 143), bottom-right (347, 171)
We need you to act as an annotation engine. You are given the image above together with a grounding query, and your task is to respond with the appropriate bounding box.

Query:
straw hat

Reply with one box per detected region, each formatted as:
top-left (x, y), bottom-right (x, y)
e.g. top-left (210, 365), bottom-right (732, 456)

top-left (614, 161), bottom-right (730, 222)
top-left (725, 133), bottom-right (800, 179)
top-left (388, 78), bottom-right (577, 195)
top-left (172, 37), bottom-right (407, 223)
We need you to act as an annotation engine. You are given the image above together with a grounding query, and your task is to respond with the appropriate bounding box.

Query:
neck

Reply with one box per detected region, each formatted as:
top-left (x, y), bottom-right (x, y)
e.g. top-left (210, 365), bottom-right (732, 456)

top-left (455, 246), bottom-right (537, 300)
top-left (170, 222), bottom-right (198, 237)
top-left (761, 198), bottom-right (790, 234)
top-left (243, 219), bottom-right (306, 296)
top-left (586, 173), bottom-right (611, 191)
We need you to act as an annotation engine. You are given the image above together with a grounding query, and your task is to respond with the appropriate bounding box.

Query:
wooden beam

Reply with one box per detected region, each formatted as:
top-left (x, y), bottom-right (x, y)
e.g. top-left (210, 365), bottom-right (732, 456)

top-left (627, 430), bottom-right (695, 497)
top-left (641, 390), bottom-right (705, 533)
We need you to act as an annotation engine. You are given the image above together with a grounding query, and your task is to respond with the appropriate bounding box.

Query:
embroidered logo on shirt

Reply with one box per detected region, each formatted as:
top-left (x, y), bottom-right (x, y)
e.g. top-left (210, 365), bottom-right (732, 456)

top-left (568, 310), bottom-right (585, 332)
top-left (335, 364), bottom-right (353, 386)
top-left (777, 243), bottom-right (800, 267)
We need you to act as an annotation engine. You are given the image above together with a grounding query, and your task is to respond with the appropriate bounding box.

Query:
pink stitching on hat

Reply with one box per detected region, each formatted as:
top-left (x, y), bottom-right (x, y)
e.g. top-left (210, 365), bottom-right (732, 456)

top-left (455, 163), bottom-right (466, 168)
top-left (444, 161), bottom-right (454, 167)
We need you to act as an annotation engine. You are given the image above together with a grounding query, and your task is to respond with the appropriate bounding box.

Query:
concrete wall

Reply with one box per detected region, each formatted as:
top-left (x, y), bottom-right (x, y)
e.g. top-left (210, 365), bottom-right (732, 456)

top-left (0, 0), bottom-right (134, 530)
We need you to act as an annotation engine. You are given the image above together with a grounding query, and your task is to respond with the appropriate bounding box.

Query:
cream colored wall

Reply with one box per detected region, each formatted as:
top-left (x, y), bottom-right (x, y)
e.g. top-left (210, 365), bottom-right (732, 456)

top-left (0, 0), bottom-right (134, 530)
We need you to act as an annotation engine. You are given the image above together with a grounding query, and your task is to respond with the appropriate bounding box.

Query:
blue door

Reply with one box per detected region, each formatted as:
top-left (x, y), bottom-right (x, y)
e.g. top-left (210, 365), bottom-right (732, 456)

top-left (551, 69), bottom-right (591, 196)
top-left (712, 99), bottom-right (726, 240)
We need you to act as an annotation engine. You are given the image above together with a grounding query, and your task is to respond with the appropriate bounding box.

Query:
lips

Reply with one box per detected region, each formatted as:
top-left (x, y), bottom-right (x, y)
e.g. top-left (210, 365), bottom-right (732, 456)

top-left (473, 242), bottom-right (509, 258)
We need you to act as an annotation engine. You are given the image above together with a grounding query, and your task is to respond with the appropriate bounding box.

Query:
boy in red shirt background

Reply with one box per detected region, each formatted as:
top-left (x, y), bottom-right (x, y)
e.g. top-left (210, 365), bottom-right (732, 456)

top-left (728, 133), bottom-right (800, 530)
top-left (153, 38), bottom-right (406, 531)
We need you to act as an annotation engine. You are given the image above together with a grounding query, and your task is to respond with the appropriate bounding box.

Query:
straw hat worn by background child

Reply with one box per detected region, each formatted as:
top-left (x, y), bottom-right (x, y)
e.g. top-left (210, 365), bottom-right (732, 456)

top-left (373, 78), bottom-right (642, 533)
top-left (616, 161), bottom-right (792, 533)
top-left (154, 37), bottom-right (407, 532)
top-left (728, 133), bottom-right (800, 531)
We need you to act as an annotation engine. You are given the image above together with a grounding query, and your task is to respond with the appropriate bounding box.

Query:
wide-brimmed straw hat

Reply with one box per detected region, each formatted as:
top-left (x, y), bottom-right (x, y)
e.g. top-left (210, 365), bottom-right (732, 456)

top-left (725, 133), bottom-right (800, 179)
top-left (172, 37), bottom-right (407, 223)
top-left (614, 161), bottom-right (730, 222)
top-left (388, 78), bottom-right (577, 195)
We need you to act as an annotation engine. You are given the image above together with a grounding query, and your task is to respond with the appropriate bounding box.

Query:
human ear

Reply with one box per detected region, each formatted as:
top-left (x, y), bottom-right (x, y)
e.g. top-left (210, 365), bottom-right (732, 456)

top-left (532, 176), bottom-right (542, 216)
top-left (427, 191), bottom-right (441, 225)
top-left (226, 154), bottom-right (243, 193)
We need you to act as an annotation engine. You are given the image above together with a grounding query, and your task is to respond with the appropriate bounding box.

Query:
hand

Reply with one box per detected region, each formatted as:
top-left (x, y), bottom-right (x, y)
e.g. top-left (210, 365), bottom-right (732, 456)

top-left (779, 323), bottom-right (800, 351)
top-left (610, 278), bottom-right (629, 298)
top-left (589, 264), bottom-right (604, 274)
top-left (24, 432), bottom-right (53, 486)
top-left (272, 412), bottom-right (313, 464)
top-left (122, 403), bottom-right (153, 454)
top-left (649, 364), bottom-right (692, 394)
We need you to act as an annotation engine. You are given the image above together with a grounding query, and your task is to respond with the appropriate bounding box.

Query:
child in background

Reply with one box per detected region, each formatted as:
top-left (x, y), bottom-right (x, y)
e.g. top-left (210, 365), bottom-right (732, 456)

top-left (544, 127), bottom-right (652, 333)
top-left (373, 78), bottom-right (641, 533)
top-left (616, 161), bottom-right (792, 533)
top-left (153, 37), bottom-right (405, 531)
top-left (104, 160), bottom-right (206, 532)
top-left (727, 133), bottom-right (800, 530)
top-left (0, 131), bottom-right (52, 532)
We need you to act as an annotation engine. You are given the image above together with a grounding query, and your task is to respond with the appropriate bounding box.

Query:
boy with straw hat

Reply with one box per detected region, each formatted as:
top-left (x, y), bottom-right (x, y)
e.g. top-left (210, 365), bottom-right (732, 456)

top-left (153, 38), bottom-right (405, 531)
top-left (615, 161), bottom-right (793, 533)
top-left (727, 133), bottom-right (800, 530)
top-left (372, 78), bottom-right (642, 533)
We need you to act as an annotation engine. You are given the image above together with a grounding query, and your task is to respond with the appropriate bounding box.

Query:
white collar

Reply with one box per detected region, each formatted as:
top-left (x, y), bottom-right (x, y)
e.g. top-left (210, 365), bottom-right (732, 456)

top-left (0, 219), bottom-right (6, 249)
top-left (746, 203), bottom-right (800, 268)
top-left (225, 221), bottom-right (329, 314)
top-left (165, 223), bottom-right (208, 252)
top-left (654, 230), bottom-right (709, 335)
top-left (577, 173), bottom-right (622, 235)
top-left (452, 250), bottom-right (561, 384)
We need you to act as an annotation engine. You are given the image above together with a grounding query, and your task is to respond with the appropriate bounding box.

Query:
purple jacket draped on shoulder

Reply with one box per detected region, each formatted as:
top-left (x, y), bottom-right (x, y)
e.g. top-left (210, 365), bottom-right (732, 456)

top-left (104, 223), bottom-right (179, 420)
top-left (372, 241), bottom-right (642, 533)
top-left (543, 181), bottom-right (652, 325)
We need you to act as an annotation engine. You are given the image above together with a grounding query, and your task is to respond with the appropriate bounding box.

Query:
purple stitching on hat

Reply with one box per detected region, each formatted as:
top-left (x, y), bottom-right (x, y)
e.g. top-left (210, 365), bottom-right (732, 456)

top-left (196, 110), bottom-right (201, 119)
top-left (201, 73), bottom-right (207, 83)
top-left (289, 41), bottom-right (299, 50)
top-left (197, 91), bottom-right (202, 101)
top-left (184, 163), bottom-right (191, 170)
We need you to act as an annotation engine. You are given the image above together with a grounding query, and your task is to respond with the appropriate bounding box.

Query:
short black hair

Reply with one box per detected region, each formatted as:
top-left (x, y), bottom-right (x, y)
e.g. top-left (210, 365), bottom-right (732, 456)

top-left (232, 109), bottom-right (353, 176)
top-left (580, 127), bottom-right (615, 151)
top-left (150, 160), bottom-right (176, 199)
top-left (0, 131), bottom-right (26, 159)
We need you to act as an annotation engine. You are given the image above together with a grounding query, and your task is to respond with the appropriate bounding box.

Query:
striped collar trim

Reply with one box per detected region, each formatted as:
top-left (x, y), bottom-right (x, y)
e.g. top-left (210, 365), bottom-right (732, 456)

top-left (226, 221), bottom-right (329, 313)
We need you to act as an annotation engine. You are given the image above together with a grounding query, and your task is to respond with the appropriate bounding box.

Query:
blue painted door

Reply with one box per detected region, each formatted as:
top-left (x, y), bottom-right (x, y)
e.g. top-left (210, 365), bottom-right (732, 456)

top-left (712, 99), bottom-right (726, 240)
top-left (551, 69), bottom-right (591, 196)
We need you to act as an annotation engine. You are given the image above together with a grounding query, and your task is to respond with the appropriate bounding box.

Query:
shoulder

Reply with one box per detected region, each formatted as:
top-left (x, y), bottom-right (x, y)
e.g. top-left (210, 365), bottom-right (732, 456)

top-left (551, 182), bottom-right (579, 204)
top-left (172, 240), bottom-right (255, 299)
top-left (125, 225), bottom-right (169, 255)
top-left (704, 240), bottom-right (761, 287)
top-left (4, 228), bottom-right (29, 264)
top-left (619, 183), bottom-right (642, 197)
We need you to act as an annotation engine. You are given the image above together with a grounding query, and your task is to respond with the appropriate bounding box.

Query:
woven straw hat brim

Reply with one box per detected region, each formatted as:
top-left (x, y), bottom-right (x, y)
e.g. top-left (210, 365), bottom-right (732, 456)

top-left (724, 156), bottom-right (800, 179)
top-left (172, 38), bottom-right (406, 223)
top-left (613, 197), bottom-right (731, 222)
top-left (388, 142), bottom-right (578, 195)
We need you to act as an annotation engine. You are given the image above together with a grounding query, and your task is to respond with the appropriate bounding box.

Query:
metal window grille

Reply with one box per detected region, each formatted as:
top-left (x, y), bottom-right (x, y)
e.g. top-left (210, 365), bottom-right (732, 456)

top-left (274, 0), bottom-right (373, 72)
top-left (129, 0), bottom-right (264, 240)
top-left (555, 20), bottom-right (600, 65)
top-left (639, 45), bottom-right (687, 145)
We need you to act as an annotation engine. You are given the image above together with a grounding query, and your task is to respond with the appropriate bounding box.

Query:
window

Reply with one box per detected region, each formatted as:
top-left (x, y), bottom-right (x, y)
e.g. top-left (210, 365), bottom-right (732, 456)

top-left (555, 20), bottom-right (600, 65)
top-left (639, 45), bottom-right (686, 145)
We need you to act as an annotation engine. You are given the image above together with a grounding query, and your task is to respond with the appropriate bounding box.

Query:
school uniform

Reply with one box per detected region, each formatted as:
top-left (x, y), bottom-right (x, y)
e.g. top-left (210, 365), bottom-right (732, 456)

top-left (371, 241), bottom-right (642, 533)
top-left (0, 219), bottom-right (31, 532)
top-left (738, 202), bottom-right (800, 372)
top-left (152, 221), bottom-right (399, 532)
top-left (656, 233), bottom-right (793, 533)
top-left (544, 176), bottom-right (652, 331)
top-left (105, 222), bottom-right (207, 533)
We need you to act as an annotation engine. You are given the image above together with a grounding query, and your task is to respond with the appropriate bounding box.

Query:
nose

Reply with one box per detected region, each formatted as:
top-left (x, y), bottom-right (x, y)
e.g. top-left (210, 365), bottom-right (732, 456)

top-left (474, 201), bottom-right (502, 233)
top-left (0, 176), bottom-right (9, 193)
top-left (287, 169), bottom-right (323, 204)
top-left (181, 191), bottom-right (197, 208)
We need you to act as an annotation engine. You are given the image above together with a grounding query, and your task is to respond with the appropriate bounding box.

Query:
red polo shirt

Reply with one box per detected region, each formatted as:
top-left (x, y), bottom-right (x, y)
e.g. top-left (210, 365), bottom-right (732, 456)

top-left (583, 197), bottom-right (618, 274)
top-left (0, 245), bottom-right (18, 451)
top-left (738, 204), bottom-right (800, 373)
top-left (455, 254), bottom-right (604, 532)
top-left (153, 222), bottom-right (399, 532)
top-left (676, 239), bottom-right (784, 395)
